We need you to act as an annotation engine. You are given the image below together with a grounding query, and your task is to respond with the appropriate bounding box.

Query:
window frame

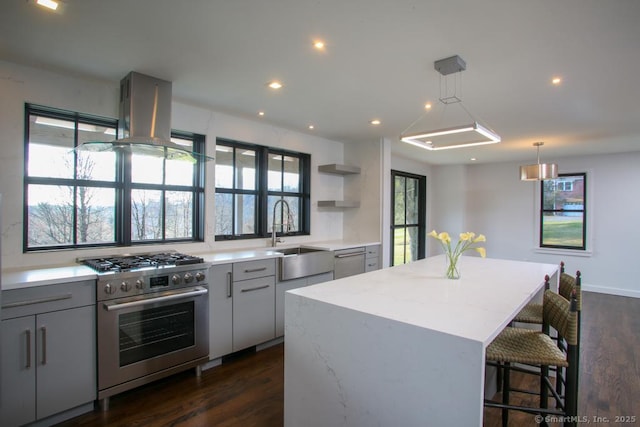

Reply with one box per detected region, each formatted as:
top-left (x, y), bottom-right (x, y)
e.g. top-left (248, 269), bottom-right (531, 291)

top-left (23, 103), bottom-right (206, 251)
top-left (539, 172), bottom-right (587, 251)
top-left (390, 170), bottom-right (426, 266)
top-left (214, 138), bottom-right (310, 241)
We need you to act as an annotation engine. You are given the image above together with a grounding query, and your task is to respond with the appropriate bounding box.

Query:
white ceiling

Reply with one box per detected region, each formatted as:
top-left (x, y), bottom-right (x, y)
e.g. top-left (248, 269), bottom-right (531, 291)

top-left (2, 0), bottom-right (639, 165)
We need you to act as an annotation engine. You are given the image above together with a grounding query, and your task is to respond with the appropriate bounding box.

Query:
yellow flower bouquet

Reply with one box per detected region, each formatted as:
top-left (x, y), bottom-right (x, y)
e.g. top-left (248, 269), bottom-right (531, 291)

top-left (428, 230), bottom-right (486, 279)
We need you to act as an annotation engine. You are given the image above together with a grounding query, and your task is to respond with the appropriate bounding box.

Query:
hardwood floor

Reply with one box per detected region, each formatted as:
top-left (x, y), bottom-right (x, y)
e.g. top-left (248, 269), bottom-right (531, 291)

top-left (57, 292), bottom-right (639, 427)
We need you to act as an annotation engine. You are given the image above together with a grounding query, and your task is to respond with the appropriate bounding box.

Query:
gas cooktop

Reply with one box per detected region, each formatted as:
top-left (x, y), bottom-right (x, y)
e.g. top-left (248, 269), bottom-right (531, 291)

top-left (80, 251), bottom-right (204, 273)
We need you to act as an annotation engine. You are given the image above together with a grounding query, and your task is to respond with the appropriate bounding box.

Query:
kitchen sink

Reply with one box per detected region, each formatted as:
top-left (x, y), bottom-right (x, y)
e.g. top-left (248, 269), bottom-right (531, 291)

top-left (275, 247), bottom-right (334, 280)
top-left (275, 247), bottom-right (326, 256)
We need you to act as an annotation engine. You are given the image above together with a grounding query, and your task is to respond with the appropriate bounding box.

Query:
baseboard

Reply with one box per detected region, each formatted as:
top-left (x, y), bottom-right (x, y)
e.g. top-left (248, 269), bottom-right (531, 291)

top-left (583, 284), bottom-right (640, 298)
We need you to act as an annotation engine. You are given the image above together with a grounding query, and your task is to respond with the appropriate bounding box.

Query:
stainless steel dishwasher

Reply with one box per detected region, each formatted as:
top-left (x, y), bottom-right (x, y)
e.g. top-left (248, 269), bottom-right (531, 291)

top-left (333, 247), bottom-right (366, 279)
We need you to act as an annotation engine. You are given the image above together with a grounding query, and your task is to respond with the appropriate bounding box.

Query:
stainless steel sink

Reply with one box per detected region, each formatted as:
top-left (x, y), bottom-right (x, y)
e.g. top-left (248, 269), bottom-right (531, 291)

top-left (275, 247), bottom-right (334, 280)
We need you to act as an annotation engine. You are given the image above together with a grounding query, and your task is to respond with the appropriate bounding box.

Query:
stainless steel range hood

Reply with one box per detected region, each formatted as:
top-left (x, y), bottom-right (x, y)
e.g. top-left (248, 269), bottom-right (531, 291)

top-left (78, 71), bottom-right (213, 162)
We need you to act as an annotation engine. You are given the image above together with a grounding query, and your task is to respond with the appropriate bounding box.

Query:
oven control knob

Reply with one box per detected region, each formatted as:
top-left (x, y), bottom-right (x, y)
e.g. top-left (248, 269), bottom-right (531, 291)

top-left (104, 283), bottom-right (115, 295)
top-left (135, 279), bottom-right (144, 290)
top-left (121, 281), bottom-right (131, 292)
top-left (195, 272), bottom-right (206, 282)
top-left (171, 274), bottom-right (181, 285)
top-left (183, 272), bottom-right (194, 283)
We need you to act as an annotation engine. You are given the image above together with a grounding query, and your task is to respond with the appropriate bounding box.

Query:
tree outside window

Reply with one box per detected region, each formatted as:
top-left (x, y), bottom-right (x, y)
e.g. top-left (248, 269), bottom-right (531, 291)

top-left (214, 138), bottom-right (310, 241)
top-left (24, 104), bottom-right (205, 250)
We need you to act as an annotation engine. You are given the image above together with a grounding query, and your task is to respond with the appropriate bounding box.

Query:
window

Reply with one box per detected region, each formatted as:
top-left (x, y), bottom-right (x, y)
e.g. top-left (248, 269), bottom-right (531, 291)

top-left (214, 138), bottom-right (310, 240)
top-left (24, 104), bottom-right (205, 251)
top-left (540, 173), bottom-right (586, 250)
top-left (391, 170), bottom-right (426, 265)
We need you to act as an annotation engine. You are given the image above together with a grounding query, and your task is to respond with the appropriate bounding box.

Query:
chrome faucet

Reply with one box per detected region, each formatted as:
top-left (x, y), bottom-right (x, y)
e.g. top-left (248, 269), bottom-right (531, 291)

top-left (271, 199), bottom-right (291, 247)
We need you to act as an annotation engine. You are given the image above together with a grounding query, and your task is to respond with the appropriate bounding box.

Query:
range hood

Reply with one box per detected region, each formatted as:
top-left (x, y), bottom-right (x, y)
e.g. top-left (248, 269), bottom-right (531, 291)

top-left (77, 71), bottom-right (213, 162)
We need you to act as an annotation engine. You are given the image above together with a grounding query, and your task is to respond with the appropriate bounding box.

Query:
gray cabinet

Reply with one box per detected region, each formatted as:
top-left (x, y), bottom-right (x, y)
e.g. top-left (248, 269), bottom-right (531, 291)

top-left (209, 263), bottom-right (233, 359)
top-left (230, 259), bottom-right (277, 353)
top-left (232, 275), bottom-right (276, 352)
top-left (1, 281), bottom-right (96, 427)
top-left (208, 259), bottom-right (277, 358)
top-left (365, 244), bottom-right (381, 272)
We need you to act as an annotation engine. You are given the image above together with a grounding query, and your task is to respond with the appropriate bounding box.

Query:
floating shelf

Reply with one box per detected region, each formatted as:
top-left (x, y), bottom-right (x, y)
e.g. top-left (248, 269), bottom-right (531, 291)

top-left (318, 164), bottom-right (361, 175)
top-left (318, 200), bottom-right (361, 208)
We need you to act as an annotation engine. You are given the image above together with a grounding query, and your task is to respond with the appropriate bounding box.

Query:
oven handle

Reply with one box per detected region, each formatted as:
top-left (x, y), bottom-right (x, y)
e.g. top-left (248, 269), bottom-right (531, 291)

top-left (103, 287), bottom-right (208, 311)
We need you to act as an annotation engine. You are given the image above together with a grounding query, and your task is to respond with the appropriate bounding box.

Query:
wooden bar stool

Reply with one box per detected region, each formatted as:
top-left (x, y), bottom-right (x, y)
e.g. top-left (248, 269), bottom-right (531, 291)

top-left (512, 262), bottom-right (578, 326)
top-left (485, 289), bottom-right (580, 427)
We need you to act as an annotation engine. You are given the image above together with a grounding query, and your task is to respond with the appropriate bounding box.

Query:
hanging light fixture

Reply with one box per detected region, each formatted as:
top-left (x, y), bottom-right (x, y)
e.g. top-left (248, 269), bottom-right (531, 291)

top-left (520, 142), bottom-right (558, 181)
top-left (401, 55), bottom-right (501, 150)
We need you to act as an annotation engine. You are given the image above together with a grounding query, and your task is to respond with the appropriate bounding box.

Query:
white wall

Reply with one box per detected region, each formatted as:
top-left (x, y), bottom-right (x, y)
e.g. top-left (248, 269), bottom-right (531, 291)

top-left (342, 139), bottom-right (384, 244)
top-left (436, 152), bottom-right (640, 297)
top-left (0, 61), bottom-right (352, 269)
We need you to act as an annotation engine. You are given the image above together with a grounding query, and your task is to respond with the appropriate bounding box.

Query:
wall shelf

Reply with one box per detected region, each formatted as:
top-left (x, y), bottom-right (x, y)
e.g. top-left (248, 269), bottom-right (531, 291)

top-left (318, 164), bottom-right (361, 175)
top-left (318, 200), bottom-right (361, 208)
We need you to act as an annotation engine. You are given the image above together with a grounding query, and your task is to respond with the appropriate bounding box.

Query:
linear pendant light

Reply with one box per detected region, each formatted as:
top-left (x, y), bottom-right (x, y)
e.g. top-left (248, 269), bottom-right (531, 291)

top-left (520, 142), bottom-right (558, 180)
top-left (401, 55), bottom-right (501, 151)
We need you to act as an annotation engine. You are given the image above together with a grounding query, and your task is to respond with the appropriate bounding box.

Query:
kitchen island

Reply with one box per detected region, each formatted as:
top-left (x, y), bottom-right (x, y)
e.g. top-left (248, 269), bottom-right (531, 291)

top-left (284, 255), bottom-right (558, 427)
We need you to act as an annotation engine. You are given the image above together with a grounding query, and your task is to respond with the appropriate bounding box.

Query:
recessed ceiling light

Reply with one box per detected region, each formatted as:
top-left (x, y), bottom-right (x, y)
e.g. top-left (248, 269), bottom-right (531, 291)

top-left (313, 40), bottom-right (325, 50)
top-left (37, 0), bottom-right (59, 10)
top-left (267, 81), bottom-right (283, 90)
top-left (551, 76), bottom-right (562, 85)
top-left (258, 111), bottom-right (265, 116)
top-left (308, 125), bottom-right (315, 130)
top-left (424, 102), bottom-right (432, 110)
top-left (470, 158), bottom-right (477, 161)
top-left (370, 119), bottom-right (381, 125)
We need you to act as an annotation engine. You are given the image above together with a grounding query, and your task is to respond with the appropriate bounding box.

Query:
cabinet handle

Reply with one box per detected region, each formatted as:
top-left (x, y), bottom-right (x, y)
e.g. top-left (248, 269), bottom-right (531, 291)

top-left (335, 251), bottom-right (366, 258)
top-left (2, 293), bottom-right (72, 309)
top-left (25, 329), bottom-right (32, 369)
top-left (240, 284), bottom-right (270, 293)
top-left (41, 326), bottom-right (47, 365)
top-left (226, 271), bottom-right (232, 298)
top-left (244, 267), bottom-right (267, 273)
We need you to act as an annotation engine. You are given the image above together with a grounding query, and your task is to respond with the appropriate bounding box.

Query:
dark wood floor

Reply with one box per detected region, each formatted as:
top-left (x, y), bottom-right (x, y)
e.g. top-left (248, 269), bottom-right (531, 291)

top-left (57, 292), bottom-right (640, 427)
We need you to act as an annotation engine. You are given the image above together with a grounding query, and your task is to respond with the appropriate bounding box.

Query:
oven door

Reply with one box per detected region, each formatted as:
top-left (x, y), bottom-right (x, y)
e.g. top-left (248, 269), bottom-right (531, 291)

top-left (97, 286), bottom-right (209, 392)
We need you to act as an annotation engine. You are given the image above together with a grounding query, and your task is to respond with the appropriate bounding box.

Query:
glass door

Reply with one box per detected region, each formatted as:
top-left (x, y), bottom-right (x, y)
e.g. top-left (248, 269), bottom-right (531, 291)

top-left (391, 171), bottom-right (426, 266)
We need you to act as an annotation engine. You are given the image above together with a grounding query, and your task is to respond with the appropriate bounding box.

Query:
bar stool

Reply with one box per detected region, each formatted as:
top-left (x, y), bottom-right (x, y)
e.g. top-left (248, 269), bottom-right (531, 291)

top-left (512, 262), bottom-right (578, 326)
top-left (485, 289), bottom-right (580, 427)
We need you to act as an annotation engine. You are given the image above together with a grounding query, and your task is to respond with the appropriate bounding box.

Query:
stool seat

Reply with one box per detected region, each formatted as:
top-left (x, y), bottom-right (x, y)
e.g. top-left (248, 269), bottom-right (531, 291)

top-left (487, 327), bottom-right (567, 367)
top-left (511, 303), bottom-right (543, 325)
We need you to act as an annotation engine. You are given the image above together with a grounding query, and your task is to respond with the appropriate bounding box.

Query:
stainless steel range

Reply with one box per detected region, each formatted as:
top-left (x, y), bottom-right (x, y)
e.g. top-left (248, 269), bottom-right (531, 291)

top-left (81, 251), bottom-right (209, 410)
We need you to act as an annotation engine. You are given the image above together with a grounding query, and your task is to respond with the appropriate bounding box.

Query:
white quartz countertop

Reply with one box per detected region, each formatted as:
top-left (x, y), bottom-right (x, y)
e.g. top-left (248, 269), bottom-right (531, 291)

top-left (297, 240), bottom-right (380, 251)
top-left (289, 255), bottom-right (558, 346)
top-left (2, 265), bottom-right (98, 290)
top-left (2, 240), bottom-right (380, 289)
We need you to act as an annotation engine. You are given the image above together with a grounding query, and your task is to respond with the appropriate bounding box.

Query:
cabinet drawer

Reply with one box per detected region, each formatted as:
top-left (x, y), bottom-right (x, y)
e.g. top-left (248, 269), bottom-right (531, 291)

top-left (365, 245), bottom-right (380, 259)
top-left (2, 280), bottom-right (95, 320)
top-left (365, 258), bottom-right (380, 272)
top-left (233, 259), bottom-right (276, 281)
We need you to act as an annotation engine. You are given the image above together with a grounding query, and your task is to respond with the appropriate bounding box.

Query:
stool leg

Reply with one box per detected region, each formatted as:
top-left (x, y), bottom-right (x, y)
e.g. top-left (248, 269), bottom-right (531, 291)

top-left (502, 362), bottom-right (510, 427)
top-left (541, 364), bottom-right (549, 411)
top-left (497, 362), bottom-right (503, 393)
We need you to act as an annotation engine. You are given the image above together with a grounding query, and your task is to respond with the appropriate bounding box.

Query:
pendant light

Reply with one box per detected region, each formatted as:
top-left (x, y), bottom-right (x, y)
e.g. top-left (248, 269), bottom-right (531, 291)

top-left (401, 55), bottom-right (501, 150)
top-left (520, 142), bottom-right (558, 181)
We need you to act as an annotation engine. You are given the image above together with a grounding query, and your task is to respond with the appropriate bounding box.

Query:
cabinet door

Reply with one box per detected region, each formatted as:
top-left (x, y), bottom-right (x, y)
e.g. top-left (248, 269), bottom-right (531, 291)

top-left (1, 316), bottom-right (36, 427)
top-left (275, 278), bottom-right (306, 337)
top-left (209, 263), bottom-right (234, 359)
top-left (232, 276), bottom-right (275, 352)
top-left (36, 305), bottom-right (96, 420)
